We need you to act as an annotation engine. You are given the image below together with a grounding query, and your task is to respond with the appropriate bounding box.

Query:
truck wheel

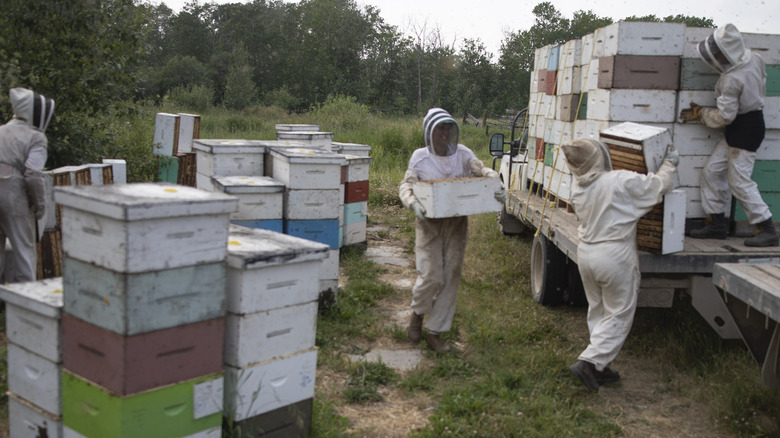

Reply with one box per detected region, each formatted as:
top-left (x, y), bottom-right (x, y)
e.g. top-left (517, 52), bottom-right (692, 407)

top-left (564, 261), bottom-right (588, 307)
top-left (530, 234), bottom-right (566, 306)
top-left (498, 206), bottom-right (526, 236)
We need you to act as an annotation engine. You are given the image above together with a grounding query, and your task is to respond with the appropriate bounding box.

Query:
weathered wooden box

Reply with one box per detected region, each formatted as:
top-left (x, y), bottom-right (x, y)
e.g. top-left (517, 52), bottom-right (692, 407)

top-left (153, 113), bottom-right (180, 156)
top-left (284, 188), bottom-right (341, 220)
top-left (62, 314), bottom-right (225, 396)
top-left (580, 58), bottom-right (600, 91)
top-left (320, 248), bottom-right (340, 280)
top-left (561, 39), bottom-right (582, 69)
top-left (8, 391), bottom-right (62, 438)
top-left (267, 147), bottom-right (345, 190)
top-left (284, 218), bottom-right (340, 249)
top-left (344, 180), bottom-right (369, 203)
top-left (54, 183), bottom-right (237, 273)
top-left (543, 166), bottom-right (573, 201)
top-left (224, 348), bottom-right (317, 421)
top-left (192, 139), bottom-right (266, 177)
top-left (333, 141), bottom-right (371, 157)
top-left (413, 177), bottom-right (503, 218)
top-left (276, 131), bottom-right (334, 151)
top-left (225, 225), bottom-right (328, 314)
top-left (594, 22), bottom-right (686, 57)
top-left (597, 55), bottom-right (680, 90)
top-left (345, 155), bottom-right (372, 182)
top-left (230, 398), bottom-right (312, 438)
top-left (556, 94), bottom-right (580, 122)
top-left (680, 58), bottom-right (720, 90)
top-left (8, 343), bottom-right (61, 415)
top-left (62, 371), bottom-right (223, 438)
top-left (63, 258), bottom-right (226, 335)
top-left (587, 89), bottom-right (677, 123)
top-left (600, 122), bottom-right (673, 175)
top-left (344, 201), bottom-right (368, 225)
top-left (212, 175), bottom-right (284, 221)
top-left (176, 113), bottom-right (200, 154)
top-left (224, 301), bottom-right (318, 367)
top-left (0, 278), bottom-right (63, 362)
top-left (546, 45), bottom-right (560, 71)
top-left (557, 66), bottom-right (581, 95)
top-left (742, 32), bottom-right (780, 64)
top-left (343, 222), bottom-right (367, 246)
top-left (671, 123), bottom-right (721, 156)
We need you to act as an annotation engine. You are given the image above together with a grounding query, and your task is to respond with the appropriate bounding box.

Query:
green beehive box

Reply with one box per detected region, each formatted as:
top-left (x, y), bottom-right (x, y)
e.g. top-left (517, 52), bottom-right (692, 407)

top-left (157, 155), bottom-right (179, 183)
top-left (767, 65), bottom-right (780, 96)
top-left (544, 143), bottom-right (556, 167)
top-left (62, 371), bottom-right (223, 438)
top-left (733, 160), bottom-right (780, 221)
top-left (577, 92), bottom-right (588, 120)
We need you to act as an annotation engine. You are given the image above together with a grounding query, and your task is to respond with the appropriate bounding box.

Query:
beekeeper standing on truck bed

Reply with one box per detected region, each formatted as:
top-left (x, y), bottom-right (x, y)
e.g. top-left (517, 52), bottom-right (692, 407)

top-left (399, 107), bottom-right (506, 353)
top-left (0, 87), bottom-right (54, 283)
top-left (681, 23), bottom-right (779, 247)
top-left (563, 138), bottom-right (678, 392)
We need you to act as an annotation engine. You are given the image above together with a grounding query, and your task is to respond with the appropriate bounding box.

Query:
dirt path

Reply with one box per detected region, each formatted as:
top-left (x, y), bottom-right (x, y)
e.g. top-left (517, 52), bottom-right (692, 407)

top-left (318, 224), bottom-right (730, 437)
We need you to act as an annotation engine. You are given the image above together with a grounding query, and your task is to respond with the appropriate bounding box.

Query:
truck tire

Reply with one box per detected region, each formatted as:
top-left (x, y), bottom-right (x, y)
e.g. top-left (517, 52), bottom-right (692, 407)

top-left (564, 261), bottom-right (588, 307)
top-left (530, 234), bottom-right (566, 306)
top-left (498, 206), bottom-right (526, 235)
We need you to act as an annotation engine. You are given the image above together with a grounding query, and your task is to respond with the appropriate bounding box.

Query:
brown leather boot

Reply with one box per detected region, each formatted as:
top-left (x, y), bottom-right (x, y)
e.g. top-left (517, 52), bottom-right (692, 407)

top-left (689, 213), bottom-right (728, 239)
top-left (569, 360), bottom-right (599, 392)
top-left (426, 332), bottom-right (450, 353)
top-left (407, 312), bottom-right (423, 343)
top-left (744, 218), bottom-right (780, 247)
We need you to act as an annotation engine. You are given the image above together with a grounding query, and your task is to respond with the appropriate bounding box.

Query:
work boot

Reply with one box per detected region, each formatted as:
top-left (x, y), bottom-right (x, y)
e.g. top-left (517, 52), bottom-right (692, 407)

top-left (569, 360), bottom-right (599, 392)
top-left (689, 213), bottom-right (728, 239)
top-left (407, 312), bottom-right (423, 343)
top-left (426, 332), bottom-right (450, 353)
top-left (744, 218), bottom-right (780, 247)
top-left (595, 367), bottom-right (621, 385)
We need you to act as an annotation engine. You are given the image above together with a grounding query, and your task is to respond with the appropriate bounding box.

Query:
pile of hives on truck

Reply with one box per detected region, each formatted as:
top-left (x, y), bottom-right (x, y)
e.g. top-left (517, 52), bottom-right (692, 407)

top-left (524, 21), bottom-right (780, 252)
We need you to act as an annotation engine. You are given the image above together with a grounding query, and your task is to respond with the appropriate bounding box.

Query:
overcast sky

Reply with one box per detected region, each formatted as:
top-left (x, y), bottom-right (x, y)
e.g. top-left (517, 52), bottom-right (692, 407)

top-left (157, 0), bottom-right (777, 57)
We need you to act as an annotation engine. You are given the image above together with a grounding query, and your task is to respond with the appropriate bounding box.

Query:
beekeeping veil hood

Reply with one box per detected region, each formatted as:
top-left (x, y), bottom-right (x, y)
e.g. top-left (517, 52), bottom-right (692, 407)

top-left (423, 108), bottom-right (459, 156)
top-left (9, 87), bottom-right (55, 132)
top-left (562, 139), bottom-right (612, 186)
top-left (697, 23), bottom-right (751, 73)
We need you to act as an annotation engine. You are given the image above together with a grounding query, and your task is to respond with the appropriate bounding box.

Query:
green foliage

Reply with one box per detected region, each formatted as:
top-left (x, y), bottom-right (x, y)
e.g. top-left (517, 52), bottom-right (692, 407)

top-left (224, 44), bottom-right (258, 111)
top-left (624, 14), bottom-right (716, 28)
top-left (167, 84), bottom-right (214, 112)
top-left (150, 55), bottom-right (211, 100)
top-left (344, 360), bottom-right (399, 404)
top-left (311, 399), bottom-right (352, 437)
top-left (309, 95), bottom-right (375, 132)
top-left (264, 86), bottom-right (304, 113)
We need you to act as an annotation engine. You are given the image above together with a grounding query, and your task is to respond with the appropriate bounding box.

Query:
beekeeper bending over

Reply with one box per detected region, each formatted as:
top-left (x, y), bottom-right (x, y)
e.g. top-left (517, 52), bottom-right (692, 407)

top-left (0, 88), bottom-right (54, 283)
top-left (399, 107), bottom-right (505, 352)
top-left (563, 138), bottom-right (678, 391)
top-left (681, 23), bottom-right (778, 247)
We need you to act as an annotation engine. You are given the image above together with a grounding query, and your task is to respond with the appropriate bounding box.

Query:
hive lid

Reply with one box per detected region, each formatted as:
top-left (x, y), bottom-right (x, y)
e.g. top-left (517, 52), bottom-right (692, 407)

top-left (344, 154), bottom-right (373, 164)
top-left (212, 176), bottom-right (285, 194)
top-left (276, 131), bottom-right (334, 140)
top-left (192, 139), bottom-right (268, 154)
top-left (268, 147), bottom-right (347, 165)
top-left (54, 183), bottom-right (238, 220)
top-left (226, 224), bottom-right (329, 269)
top-left (0, 277), bottom-right (63, 317)
top-left (275, 124), bottom-right (320, 132)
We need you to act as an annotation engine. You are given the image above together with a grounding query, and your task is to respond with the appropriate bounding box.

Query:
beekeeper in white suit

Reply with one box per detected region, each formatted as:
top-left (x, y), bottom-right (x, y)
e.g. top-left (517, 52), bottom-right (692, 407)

top-left (562, 138), bottom-right (678, 391)
top-left (399, 107), bottom-right (506, 352)
top-left (0, 87), bottom-right (55, 283)
top-left (681, 23), bottom-right (778, 247)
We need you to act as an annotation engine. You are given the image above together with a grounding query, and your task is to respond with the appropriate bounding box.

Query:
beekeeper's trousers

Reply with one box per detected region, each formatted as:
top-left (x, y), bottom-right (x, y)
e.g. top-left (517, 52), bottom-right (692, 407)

top-left (0, 176), bottom-right (36, 283)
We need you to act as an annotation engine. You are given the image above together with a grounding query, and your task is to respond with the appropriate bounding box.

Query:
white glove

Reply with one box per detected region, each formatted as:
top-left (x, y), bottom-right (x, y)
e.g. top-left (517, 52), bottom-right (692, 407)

top-left (411, 200), bottom-right (427, 220)
top-left (494, 189), bottom-right (507, 204)
top-left (663, 144), bottom-right (679, 167)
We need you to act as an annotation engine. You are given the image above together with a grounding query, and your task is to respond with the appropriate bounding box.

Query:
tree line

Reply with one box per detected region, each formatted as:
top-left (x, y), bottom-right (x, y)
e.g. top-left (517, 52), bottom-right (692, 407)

top-left (0, 0), bottom-right (713, 168)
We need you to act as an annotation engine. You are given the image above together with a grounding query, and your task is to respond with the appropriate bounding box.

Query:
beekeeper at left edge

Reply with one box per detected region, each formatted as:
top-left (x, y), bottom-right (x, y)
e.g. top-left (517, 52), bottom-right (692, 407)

top-left (0, 87), bottom-right (55, 283)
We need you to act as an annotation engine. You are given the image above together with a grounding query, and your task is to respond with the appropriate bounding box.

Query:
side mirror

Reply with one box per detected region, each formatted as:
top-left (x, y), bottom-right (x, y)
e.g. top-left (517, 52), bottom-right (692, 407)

top-left (489, 133), bottom-right (505, 157)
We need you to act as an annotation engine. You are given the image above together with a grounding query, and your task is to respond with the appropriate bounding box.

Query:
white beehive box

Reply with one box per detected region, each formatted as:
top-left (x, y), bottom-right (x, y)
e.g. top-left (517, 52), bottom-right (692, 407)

top-left (677, 155), bottom-right (708, 187)
top-left (345, 155), bottom-right (372, 182)
top-left (661, 189), bottom-right (686, 254)
top-left (153, 113), bottom-right (180, 156)
top-left (760, 130), bottom-right (780, 160)
top-left (8, 343), bottom-right (61, 415)
top-left (267, 147), bottom-right (345, 190)
top-left (343, 222), bottom-right (367, 246)
top-left (284, 188), bottom-right (341, 220)
top-left (561, 39), bottom-right (582, 69)
top-left (676, 90), bottom-right (716, 113)
top-left (193, 139), bottom-right (267, 177)
top-left (212, 175), bottom-right (284, 221)
top-left (600, 122), bottom-right (673, 174)
top-left (580, 33), bottom-right (595, 65)
top-left (681, 186), bottom-right (706, 218)
top-left (742, 32), bottom-right (780, 64)
top-left (333, 142), bottom-right (371, 157)
top-left (276, 131), bottom-right (334, 151)
top-left (177, 113), bottom-right (201, 154)
top-left (580, 58), bottom-right (600, 91)
top-left (224, 301), bottom-right (318, 367)
top-left (224, 348), bottom-right (317, 421)
top-left (0, 278), bottom-right (63, 363)
top-left (275, 124), bottom-right (320, 132)
top-left (557, 66), bottom-right (581, 95)
top-left (8, 392), bottom-right (62, 438)
top-left (587, 89), bottom-right (677, 123)
top-left (765, 97), bottom-right (780, 129)
top-left (62, 258), bottom-right (226, 335)
top-left (683, 27), bottom-right (712, 58)
top-left (413, 177), bottom-right (503, 218)
top-left (54, 183), bottom-right (238, 273)
top-left (225, 225), bottom-right (328, 314)
top-left (594, 22), bottom-right (686, 57)
top-left (320, 248), bottom-right (339, 281)
top-left (671, 123), bottom-right (721, 156)
top-left (102, 159), bottom-right (127, 184)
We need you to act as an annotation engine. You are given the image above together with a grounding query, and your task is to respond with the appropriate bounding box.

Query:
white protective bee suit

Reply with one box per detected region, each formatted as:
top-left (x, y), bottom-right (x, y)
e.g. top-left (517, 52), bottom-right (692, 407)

top-left (563, 139), bottom-right (677, 372)
top-left (399, 108), bottom-right (498, 334)
top-left (0, 88), bottom-right (55, 283)
top-left (697, 24), bottom-right (771, 224)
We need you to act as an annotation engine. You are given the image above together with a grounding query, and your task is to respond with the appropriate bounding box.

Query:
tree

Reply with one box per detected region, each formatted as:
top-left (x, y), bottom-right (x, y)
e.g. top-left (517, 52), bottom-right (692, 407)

top-left (624, 14), bottom-right (714, 28)
top-left (224, 44), bottom-right (258, 110)
top-left (0, 0), bottom-right (147, 168)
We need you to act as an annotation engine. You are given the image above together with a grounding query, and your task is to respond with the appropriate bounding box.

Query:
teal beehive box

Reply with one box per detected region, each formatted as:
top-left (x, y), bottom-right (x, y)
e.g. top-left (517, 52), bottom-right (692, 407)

top-left (767, 65), bottom-right (780, 96)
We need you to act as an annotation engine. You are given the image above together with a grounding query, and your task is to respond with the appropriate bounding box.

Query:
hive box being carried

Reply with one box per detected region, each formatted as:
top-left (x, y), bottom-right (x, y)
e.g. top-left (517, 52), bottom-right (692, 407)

top-left (413, 177), bottom-right (503, 218)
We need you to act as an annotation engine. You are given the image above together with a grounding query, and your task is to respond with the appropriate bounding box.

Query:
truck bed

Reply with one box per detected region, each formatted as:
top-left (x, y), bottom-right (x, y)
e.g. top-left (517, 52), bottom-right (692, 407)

top-left (509, 189), bottom-right (780, 276)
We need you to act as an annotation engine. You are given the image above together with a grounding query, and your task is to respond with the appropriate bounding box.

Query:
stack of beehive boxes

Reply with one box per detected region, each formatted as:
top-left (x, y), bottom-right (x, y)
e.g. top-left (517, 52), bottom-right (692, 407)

top-left (53, 183), bottom-right (236, 438)
top-left (333, 142), bottom-right (373, 247)
top-left (222, 225), bottom-right (328, 435)
top-left (154, 112), bottom-right (201, 186)
top-left (526, 22), bottom-right (780, 235)
top-left (0, 278), bottom-right (64, 437)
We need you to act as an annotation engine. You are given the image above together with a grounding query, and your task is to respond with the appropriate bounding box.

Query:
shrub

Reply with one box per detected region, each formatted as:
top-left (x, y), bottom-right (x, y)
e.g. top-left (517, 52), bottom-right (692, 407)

top-left (167, 84), bottom-right (214, 112)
